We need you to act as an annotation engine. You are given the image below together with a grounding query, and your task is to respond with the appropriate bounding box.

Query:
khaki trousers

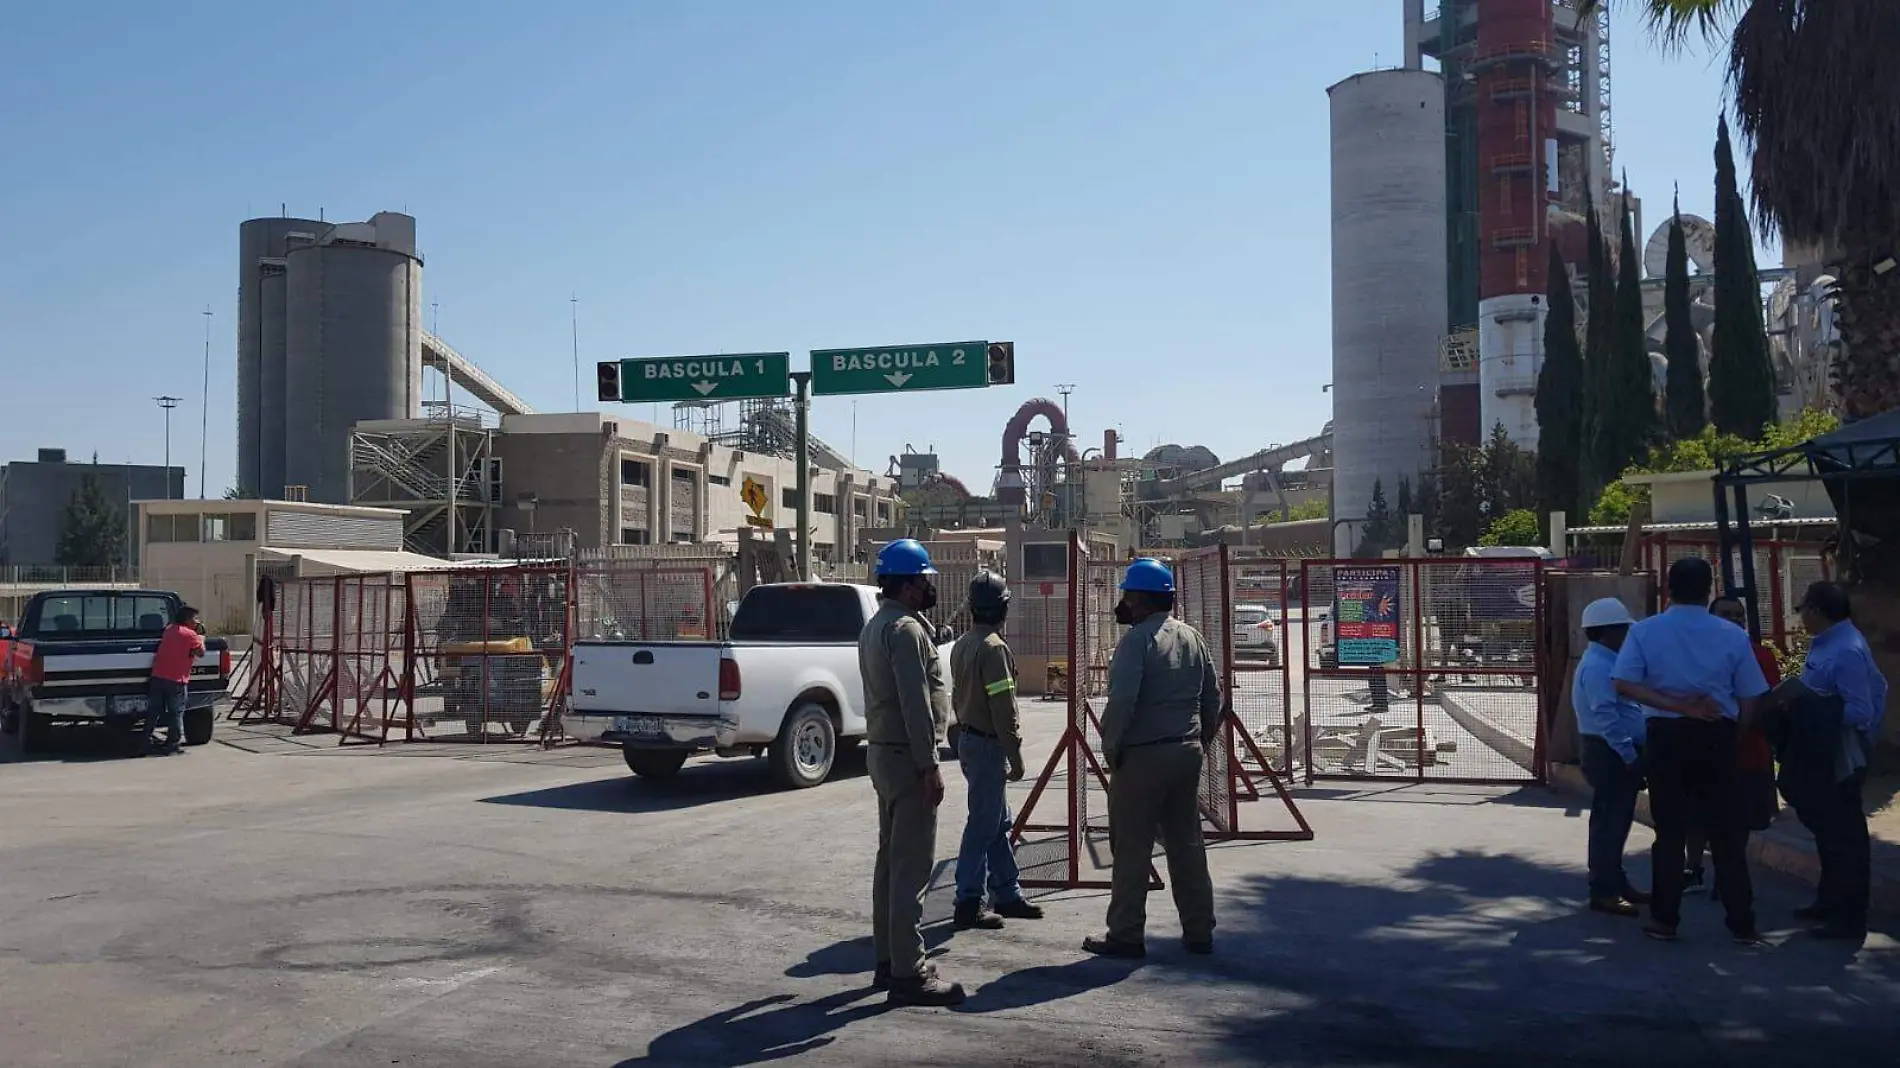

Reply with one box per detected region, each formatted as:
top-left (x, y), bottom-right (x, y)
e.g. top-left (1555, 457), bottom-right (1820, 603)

top-left (1107, 740), bottom-right (1215, 944)
top-left (868, 745), bottom-right (938, 978)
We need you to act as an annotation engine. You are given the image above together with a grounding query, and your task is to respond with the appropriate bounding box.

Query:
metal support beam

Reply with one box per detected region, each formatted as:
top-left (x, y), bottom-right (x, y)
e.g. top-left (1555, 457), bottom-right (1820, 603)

top-left (792, 370), bottom-right (812, 581)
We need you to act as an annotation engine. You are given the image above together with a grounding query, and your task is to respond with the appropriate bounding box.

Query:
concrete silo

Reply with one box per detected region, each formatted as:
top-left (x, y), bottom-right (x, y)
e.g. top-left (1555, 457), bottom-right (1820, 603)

top-left (237, 216), bottom-right (326, 499)
top-left (1328, 69), bottom-right (1448, 556)
top-left (282, 212), bottom-right (423, 504)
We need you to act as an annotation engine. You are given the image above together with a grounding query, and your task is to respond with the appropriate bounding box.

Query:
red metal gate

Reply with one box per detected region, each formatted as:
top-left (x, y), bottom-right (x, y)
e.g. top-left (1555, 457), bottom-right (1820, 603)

top-left (1299, 558), bottom-right (1545, 785)
top-left (1227, 552), bottom-right (1297, 776)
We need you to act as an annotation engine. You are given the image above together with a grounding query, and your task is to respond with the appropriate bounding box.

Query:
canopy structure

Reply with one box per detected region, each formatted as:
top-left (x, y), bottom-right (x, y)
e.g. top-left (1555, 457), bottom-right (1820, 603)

top-left (1714, 410), bottom-right (1900, 636)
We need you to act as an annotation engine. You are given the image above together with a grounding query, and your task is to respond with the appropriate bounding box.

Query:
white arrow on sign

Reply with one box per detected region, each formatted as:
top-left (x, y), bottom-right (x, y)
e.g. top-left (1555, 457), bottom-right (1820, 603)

top-left (691, 381), bottom-right (718, 396)
top-left (884, 372), bottom-right (912, 387)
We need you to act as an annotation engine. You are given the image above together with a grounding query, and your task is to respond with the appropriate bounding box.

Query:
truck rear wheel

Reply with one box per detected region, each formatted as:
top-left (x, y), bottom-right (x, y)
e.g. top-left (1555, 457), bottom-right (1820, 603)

top-left (18, 710), bottom-right (49, 753)
top-left (183, 707), bottom-right (215, 746)
top-left (623, 746), bottom-right (688, 780)
top-left (771, 702), bottom-right (836, 790)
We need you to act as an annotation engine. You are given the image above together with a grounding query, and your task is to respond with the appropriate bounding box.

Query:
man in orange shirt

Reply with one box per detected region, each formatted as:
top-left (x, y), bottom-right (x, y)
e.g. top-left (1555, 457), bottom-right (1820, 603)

top-left (146, 606), bottom-right (205, 754)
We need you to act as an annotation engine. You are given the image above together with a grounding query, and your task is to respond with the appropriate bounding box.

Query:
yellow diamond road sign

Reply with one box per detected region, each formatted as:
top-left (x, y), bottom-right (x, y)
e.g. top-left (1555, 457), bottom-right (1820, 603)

top-left (741, 476), bottom-right (769, 517)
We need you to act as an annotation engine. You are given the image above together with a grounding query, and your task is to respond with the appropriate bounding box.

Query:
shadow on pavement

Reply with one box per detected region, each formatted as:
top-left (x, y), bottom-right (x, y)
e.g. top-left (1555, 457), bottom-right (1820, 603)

top-left (613, 988), bottom-right (888, 1067)
top-left (0, 723), bottom-right (161, 764)
top-left (956, 955), bottom-right (1142, 1014)
top-left (783, 932), bottom-right (953, 981)
top-left (476, 748), bottom-right (869, 814)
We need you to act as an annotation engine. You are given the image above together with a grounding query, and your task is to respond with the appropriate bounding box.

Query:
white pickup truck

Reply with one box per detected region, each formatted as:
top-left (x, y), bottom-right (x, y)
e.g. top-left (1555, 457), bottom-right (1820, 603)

top-left (571, 582), bottom-right (953, 790)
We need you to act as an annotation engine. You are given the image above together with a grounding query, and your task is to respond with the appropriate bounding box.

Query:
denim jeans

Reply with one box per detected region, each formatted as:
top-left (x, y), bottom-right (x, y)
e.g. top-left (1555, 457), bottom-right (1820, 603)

top-left (955, 729), bottom-right (1023, 905)
top-left (145, 679), bottom-right (186, 748)
top-left (1579, 734), bottom-right (1642, 900)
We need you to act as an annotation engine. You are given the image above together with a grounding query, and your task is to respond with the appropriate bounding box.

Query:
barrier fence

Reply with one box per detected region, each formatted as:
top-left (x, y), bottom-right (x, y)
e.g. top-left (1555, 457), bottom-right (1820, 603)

top-left (1299, 558), bottom-right (1545, 785)
top-left (1638, 534), bottom-right (1829, 650)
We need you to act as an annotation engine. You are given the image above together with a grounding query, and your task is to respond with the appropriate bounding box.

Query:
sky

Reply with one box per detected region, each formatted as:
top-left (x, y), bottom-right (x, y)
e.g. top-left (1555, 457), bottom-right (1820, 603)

top-left (0, 1), bottom-right (1747, 498)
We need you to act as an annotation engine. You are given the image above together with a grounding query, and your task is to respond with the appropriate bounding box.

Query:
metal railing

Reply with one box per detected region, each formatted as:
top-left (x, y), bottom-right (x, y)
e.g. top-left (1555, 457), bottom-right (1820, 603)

top-left (0, 565), bottom-right (141, 586)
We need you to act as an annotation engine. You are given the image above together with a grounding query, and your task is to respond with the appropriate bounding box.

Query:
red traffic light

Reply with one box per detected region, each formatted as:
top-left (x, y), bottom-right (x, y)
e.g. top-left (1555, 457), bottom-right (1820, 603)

top-left (986, 342), bottom-right (1015, 386)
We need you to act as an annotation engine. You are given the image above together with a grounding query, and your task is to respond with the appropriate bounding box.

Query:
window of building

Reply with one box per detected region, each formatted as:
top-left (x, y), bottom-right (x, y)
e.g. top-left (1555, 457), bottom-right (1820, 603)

top-left (813, 493), bottom-right (836, 515)
top-left (148, 513), bottom-right (200, 543)
top-left (708, 473), bottom-right (731, 487)
top-left (853, 498), bottom-right (868, 519)
top-left (877, 502), bottom-right (892, 523)
top-left (620, 527), bottom-right (652, 545)
top-left (621, 458), bottom-right (651, 487)
top-left (782, 487), bottom-right (799, 510)
top-left (1022, 543), bottom-right (1069, 581)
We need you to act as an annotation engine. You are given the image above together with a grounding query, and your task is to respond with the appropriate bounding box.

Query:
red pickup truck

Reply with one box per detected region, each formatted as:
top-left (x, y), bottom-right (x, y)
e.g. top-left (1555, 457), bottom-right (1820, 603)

top-left (1, 589), bottom-right (231, 754)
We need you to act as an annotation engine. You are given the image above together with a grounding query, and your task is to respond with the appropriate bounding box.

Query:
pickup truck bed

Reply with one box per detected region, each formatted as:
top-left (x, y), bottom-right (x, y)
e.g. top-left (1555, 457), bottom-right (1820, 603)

top-left (1, 589), bottom-right (231, 754)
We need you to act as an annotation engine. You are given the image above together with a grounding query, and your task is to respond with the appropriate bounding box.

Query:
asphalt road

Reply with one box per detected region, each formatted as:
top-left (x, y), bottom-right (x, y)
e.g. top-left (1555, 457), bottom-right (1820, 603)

top-left (3, 708), bottom-right (1898, 1067)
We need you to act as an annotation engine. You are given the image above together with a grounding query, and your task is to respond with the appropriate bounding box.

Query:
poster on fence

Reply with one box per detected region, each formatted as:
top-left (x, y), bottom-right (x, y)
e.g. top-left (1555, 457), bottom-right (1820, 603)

top-left (1334, 565), bottom-right (1400, 666)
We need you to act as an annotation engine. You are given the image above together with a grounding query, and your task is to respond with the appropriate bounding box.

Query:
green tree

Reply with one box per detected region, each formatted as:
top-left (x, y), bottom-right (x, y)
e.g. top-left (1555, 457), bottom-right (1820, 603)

top-left (1709, 117), bottom-right (1778, 439)
top-left (1662, 190), bottom-right (1708, 440)
top-left (56, 474), bottom-right (126, 568)
top-left (1434, 444), bottom-right (1488, 551)
top-left (1481, 422), bottom-right (1537, 521)
top-left (1595, 0), bottom-right (1899, 420)
top-left (1479, 508), bottom-right (1544, 548)
top-left (1536, 243), bottom-right (1585, 519)
top-left (1353, 479), bottom-right (1402, 558)
top-left (1582, 188), bottom-right (1621, 495)
top-left (1607, 188), bottom-right (1659, 465)
top-left (1584, 407), bottom-right (1842, 525)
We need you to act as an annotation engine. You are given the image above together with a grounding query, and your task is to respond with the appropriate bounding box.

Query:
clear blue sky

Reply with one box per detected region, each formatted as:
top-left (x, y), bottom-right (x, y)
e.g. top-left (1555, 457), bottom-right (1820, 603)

top-left (0, 1), bottom-right (1742, 497)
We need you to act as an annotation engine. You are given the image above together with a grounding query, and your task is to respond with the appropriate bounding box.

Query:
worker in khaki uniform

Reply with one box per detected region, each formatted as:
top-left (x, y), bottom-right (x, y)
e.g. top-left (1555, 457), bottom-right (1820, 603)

top-left (859, 539), bottom-right (964, 1007)
top-left (949, 571), bottom-right (1045, 931)
top-left (1084, 557), bottom-right (1221, 959)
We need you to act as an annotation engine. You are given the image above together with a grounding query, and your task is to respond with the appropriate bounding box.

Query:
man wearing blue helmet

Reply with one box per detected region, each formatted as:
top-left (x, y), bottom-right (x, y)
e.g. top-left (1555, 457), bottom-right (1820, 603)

top-left (858, 538), bottom-right (964, 1006)
top-left (1083, 556), bottom-right (1222, 960)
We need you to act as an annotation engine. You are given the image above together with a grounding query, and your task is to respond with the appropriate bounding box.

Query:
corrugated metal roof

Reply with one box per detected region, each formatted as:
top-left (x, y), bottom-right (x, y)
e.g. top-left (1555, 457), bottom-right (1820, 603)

top-left (1567, 517), bottom-right (1837, 536)
top-left (257, 548), bottom-right (513, 574)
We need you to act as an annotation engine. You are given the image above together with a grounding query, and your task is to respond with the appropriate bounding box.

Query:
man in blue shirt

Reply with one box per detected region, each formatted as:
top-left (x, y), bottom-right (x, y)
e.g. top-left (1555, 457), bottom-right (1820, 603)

top-left (1612, 557), bottom-right (1769, 943)
top-left (1572, 597), bottom-right (1650, 916)
top-left (1763, 581), bottom-right (1889, 940)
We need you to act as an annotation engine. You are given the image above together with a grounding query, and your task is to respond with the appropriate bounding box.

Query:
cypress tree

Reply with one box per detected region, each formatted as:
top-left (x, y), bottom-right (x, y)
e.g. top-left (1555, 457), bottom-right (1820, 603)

top-left (1581, 189), bottom-right (1619, 492)
top-left (1709, 117), bottom-right (1777, 439)
top-left (56, 474), bottom-right (126, 569)
top-left (1610, 186), bottom-right (1658, 466)
top-left (1535, 242), bottom-right (1583, 518)
top-left (1662, 188), bottom-right (1707, 440)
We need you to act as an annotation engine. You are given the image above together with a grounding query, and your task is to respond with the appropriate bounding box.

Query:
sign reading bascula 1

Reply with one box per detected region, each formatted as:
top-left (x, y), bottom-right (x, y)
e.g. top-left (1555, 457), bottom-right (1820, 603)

top-left (809, 341), bottom-right (989, 396)
top-left (617, 352), bottom-right (792, 403)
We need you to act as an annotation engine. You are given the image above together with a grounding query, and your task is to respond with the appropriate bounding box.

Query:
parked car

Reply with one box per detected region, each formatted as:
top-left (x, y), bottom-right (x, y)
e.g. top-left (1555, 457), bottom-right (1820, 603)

top-left (571, 582), bottom-right (954, 789)
top-left (1231, 604), bottom-right (1280, 666)
top-left (1, 589), bottom-right (231, 753)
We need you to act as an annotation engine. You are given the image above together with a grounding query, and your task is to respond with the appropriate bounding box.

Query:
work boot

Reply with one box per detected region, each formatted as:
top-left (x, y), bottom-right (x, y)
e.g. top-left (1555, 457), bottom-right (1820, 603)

top-left (1809, 922), bottom-right (1867, 942)
top-left (874, 960), bottom-right (935, 990)
top-left (1588, 897), bottom-right (1638, 918)
top-left (991, 897), bottom-right (1044, 920)
top-left (953, 899), bottom-right (1005, 930)
top-left (1641, 920), bottom-right (1679, 942)
top-left (1793, 903), bottom-right (1832, 922)
top-left (1621, 887), bottom-right (1652, 906)
top-left (1081, 935), bottom-right (1146, 959)
top-left (886, 972), bottom-right (966, 1007)
top-left (1183, 937), bottom-right (1214, 956)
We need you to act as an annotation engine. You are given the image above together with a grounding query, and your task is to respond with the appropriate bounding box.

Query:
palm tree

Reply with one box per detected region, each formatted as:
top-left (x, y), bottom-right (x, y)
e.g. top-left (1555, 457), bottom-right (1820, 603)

top-left (1592, 0), bottom-right (1900, 418)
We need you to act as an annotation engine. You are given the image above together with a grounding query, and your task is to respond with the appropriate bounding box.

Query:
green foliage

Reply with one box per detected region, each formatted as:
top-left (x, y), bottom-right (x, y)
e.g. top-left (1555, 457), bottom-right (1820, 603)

top-left (1709, 118), bottom-right (1778, 440)
top-left (1353, 479), bottom-right (1399, 558)
top-left (1479, 508), bottom-right (1543, 548)
top-left (1662, 193), bottom-right (1708, 440)
top-left (1604, 189), bottom-right (1660, 469)
top-left (56, 474), bottom-right (126, 568)
top-left (1536, 242), bottom-right (1585, 519)
top-left (1262, 498), bottom-right (1329, 523)
top-left (1432, 426), bottom-right (1539, 551)
top-left (1588, 480), bottom-right (1641, 527)
top-left (1582, 188), bottom-right (1621, 496)
top-left (1584, 408), bottom-right (1842, 526)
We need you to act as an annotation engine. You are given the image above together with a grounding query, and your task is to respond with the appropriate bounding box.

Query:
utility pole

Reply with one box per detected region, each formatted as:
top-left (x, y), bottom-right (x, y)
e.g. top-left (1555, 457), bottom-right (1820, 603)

top-left (791, 370), bottom-right (812, 581)
top-left (570, 295), bottom-right (581, 411)
top-left (154, 396), bottom-right (181, 500)
top-left (199, 307), bottom-right (212, 499)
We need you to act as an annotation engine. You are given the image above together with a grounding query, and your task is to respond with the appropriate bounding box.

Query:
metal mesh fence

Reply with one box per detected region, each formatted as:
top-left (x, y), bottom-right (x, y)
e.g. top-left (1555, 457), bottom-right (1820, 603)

top-left (327, 575), bottom-right (409, 741)
top-left (1641, 536), bottom-right (1831, 650)
top-left (1229, 553), bottom-right (1295, 775)
top-left (1299, 558), bottom-right (1545, 785)
top-left (408, 567), bottom-right (572, 743)
top-left (1174, 547), bottom-right (1236, 830)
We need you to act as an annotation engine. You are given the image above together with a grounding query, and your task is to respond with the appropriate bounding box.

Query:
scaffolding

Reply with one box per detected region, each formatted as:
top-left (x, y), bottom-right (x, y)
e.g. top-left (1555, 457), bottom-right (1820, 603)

top-left (348, 408), bottom-right (497, 556)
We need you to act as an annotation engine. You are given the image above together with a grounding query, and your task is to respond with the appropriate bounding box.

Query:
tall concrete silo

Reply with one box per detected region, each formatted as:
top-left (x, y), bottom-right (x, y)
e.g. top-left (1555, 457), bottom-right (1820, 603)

top-left (282, 212), bottom-right (423, 504)
top-left (237, 216), bottom-right (326, 499)
top-left (1328, 69), bottom-right (1448, 556)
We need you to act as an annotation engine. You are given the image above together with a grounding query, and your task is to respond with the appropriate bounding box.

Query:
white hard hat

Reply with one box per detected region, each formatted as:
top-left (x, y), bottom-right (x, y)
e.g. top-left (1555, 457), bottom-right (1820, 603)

top-left (1580, 597), bottom-right (1635, 630)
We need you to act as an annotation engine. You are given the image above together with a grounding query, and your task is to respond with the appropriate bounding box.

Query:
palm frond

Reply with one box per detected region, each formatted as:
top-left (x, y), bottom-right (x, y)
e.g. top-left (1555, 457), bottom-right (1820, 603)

top-left (1575, 0), bottom-right (1744, 51)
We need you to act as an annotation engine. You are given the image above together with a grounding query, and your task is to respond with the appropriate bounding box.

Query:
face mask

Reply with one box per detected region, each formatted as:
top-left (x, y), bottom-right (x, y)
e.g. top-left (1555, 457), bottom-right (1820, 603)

top-left (918, 580), bottom-right (939, 613)
top-left (1114, 599), bottom-right (1134, 626)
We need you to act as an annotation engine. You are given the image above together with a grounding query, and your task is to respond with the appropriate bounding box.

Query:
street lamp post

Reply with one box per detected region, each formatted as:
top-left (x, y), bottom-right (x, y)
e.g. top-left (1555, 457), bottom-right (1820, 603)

top-left (155, 396), bottom-right (181, 500)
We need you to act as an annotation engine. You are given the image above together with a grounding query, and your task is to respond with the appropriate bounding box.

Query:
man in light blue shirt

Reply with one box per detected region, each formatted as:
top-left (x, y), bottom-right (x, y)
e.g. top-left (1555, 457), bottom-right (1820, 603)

top-left (1572, 597), bottom-right (1650, 915)
top-left (1762, 581), bottom-right (1889, 939)
top-left (1611, 556), bottom-right (1769, 943)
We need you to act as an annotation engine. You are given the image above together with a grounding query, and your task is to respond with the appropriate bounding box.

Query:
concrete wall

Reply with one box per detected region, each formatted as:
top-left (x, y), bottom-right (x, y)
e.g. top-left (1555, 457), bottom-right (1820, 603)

top-left (1631, 471), bottom-right (1836, 526)
top-left (0, 459), bottom-right (183, 567)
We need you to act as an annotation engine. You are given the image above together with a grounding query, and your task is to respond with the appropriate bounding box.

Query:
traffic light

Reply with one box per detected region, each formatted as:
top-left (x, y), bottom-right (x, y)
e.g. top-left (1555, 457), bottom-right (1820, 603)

top-left (986, 342), bottom-right (1015, 386)
top-left (596, 360), bottom-right (621, 403)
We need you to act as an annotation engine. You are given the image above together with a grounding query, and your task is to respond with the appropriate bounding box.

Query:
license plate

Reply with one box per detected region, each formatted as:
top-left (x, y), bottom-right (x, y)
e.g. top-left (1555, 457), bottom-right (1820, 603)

top-left (113, 695), bottom-right (147, 714)
top-left (615, 715), bottom-right (663, 736)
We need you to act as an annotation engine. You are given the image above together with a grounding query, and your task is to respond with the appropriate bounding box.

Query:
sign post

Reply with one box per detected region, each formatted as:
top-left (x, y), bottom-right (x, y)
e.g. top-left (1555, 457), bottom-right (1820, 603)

top-left (810, 341), bottom-right (989, 396)
top-left (792, 370), bottom-right (811, 580)
top-left (609, 352), bottom-right (792, 404)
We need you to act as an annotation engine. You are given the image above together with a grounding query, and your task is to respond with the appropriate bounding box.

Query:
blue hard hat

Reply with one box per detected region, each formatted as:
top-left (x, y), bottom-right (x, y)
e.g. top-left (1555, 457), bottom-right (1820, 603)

top-left (1120, 557), bottom-right (1175, 593)
top-left (875, 538), bottom-right (938, 577)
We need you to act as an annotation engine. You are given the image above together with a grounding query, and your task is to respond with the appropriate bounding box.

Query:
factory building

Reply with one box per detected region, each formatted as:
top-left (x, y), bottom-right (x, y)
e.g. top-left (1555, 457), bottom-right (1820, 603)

top-left (0, 449), bottom-right (183, 569)
top-left (237, 212), bottom-right (423, 504)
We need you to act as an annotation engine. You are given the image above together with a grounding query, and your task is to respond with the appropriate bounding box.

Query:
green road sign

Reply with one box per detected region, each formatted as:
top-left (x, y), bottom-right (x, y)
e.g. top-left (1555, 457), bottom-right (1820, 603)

top-left (809, 341), bottom-right (989, 396)
top-left (616, 352), bottom-right (792, 403)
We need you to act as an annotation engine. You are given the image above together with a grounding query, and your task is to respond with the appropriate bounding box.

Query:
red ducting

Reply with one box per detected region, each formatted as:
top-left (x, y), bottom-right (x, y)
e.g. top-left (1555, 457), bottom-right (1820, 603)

top-left (999, 398), bottom-right (1082, 470)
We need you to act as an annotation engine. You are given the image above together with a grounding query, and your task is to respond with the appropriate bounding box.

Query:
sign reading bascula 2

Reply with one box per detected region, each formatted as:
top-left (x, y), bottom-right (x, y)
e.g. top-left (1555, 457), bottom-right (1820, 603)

top-left (809, 341), bottom-right (989, 396)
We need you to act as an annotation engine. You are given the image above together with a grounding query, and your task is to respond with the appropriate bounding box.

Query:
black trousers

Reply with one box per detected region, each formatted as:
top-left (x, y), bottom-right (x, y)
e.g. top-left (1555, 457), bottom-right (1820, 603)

top-left (1645, 717), bottom-right (1754, 931)
top-left (1579, 735), bottom-right (1642, 900)
top-left (1787, 771), bottom-right (1871, 929)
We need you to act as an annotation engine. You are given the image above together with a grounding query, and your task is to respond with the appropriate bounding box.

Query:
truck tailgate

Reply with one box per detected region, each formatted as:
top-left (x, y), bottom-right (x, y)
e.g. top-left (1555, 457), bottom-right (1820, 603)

top-left (571, 641), bottom-right (723, 716)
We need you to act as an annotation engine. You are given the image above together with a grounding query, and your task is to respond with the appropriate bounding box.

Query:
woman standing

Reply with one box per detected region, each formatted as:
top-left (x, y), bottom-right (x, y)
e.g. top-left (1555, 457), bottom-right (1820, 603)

top-left (1683, 595), bottom-right (1780, 890)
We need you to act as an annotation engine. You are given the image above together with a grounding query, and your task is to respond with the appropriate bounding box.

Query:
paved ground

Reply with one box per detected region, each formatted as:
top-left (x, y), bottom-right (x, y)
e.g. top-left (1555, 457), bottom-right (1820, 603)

top-left (4, 707), bottom-right (1899, 1067)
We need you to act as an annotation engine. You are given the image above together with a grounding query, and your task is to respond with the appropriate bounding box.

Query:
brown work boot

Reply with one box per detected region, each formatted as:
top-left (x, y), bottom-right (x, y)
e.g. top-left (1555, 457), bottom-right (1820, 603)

top-left (954, 899), bottom-right (1005, 930)
top-left (874, 960), bottom-right (937, 990)
top-left (992, 897), bottom-right (1044, 920)
top-left (886, 971), bottom-right (966, 1007)
top-left (1588, 897), bottom-right (1639, 918)
top-left (1081, 935), bottom-right (1146, 959)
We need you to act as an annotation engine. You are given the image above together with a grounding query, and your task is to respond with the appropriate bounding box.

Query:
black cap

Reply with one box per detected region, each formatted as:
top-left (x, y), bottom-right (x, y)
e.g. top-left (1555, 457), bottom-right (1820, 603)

top-left (968, 570), bottom-right (1010, 611)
